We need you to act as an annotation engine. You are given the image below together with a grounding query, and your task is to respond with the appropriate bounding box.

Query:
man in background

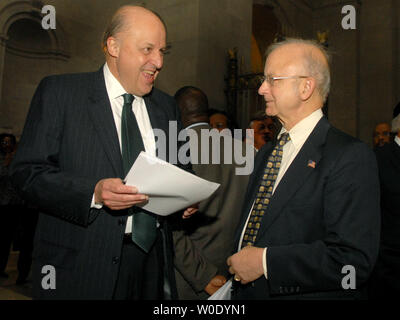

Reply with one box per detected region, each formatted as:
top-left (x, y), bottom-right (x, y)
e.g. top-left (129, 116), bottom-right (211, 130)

top-left (373, 122), bottom-right (391, 149)
top-left (246, 111), bottom-right (279, 151)
top-left (173, 86), bottom-right (250, 299)
top-left (371, 102), bottom-right (400, 298)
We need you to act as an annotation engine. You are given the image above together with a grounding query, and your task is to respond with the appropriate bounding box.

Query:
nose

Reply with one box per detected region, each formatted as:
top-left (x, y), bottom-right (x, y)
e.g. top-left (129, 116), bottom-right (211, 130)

top-left (258, 80), bottom-right (269, 96)
top-left (152, 50), bottom-right (164, 70)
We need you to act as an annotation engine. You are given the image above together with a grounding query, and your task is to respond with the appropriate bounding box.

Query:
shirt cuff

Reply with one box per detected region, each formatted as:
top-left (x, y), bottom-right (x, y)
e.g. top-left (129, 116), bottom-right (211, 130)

top-left (263, 247), bottom-right (268, 279)
top-left (91, 193), bottom-right (103, 209)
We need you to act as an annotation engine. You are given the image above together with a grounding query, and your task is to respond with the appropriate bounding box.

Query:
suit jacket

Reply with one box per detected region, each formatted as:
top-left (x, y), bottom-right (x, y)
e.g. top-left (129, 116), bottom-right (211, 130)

top-left (232, 117), bottom-right (381, 300)
top-left (10, 68), bottom-right (188, 299)
top-left (173, 124), bottom-right (252, 299)
top-left (371, 140), bottom-right (400, 295)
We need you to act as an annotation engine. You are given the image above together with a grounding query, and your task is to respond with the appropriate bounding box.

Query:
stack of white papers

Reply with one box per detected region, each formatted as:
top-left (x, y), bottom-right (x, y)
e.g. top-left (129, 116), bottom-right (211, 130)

top-left (124, 152), bottom-right (220, 216)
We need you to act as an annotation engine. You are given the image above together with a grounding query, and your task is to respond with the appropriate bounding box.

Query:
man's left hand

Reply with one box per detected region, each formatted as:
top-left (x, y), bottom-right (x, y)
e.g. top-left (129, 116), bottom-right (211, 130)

top-left (227, 246), bottom-right (264, 284)
top-left (182, 203), bottom-right (199, 219)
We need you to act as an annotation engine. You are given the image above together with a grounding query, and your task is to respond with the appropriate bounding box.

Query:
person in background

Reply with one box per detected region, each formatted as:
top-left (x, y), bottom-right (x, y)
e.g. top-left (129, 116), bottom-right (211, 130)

top-left (370, 102), bottom-right (400, 298)
top-left (209, 109), bottom-right (231, 133)
top-left (246, 111), bottom-right (279, 151)
top-left (373, 122), bottom-right (391, 149)
top-left (173, 86), bottom-right (250, 299)
top-left (0, 133), bottom-right (21, 279)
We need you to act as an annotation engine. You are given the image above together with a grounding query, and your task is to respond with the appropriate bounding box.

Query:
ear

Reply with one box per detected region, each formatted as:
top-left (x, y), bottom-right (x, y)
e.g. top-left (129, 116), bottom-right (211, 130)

top-left (106, 37), bottom-right (120, 58)
top-left (299, 77), bottom-right (316, 101)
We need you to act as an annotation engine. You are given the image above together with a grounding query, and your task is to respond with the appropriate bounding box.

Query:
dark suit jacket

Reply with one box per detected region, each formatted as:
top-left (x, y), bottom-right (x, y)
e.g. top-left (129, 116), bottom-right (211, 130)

top-left (10, 68), bottom-right (188, 299)
top-left (371, 140), bottom-right (400, 296)
top-left (173, 124), bottom-right (252, 299)
top-left (232, 116), bottom-right (381, 300)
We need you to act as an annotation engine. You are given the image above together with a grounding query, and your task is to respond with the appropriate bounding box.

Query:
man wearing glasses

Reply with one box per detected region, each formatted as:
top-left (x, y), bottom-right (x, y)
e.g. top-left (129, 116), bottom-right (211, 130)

top-left (227, 38), bottom-right (380, 299)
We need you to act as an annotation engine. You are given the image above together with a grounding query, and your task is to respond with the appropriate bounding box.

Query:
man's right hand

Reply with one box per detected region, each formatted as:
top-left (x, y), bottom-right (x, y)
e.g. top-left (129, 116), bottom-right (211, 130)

top-left (94, 178), bottom-right (148, 210)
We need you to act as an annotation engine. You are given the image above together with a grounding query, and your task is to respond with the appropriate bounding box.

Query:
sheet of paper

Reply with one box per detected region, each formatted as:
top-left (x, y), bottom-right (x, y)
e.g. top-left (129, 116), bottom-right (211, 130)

top-left (208, 279), bottom-right (232, 300)
top-left (124, 152), bottom-right (220, 216)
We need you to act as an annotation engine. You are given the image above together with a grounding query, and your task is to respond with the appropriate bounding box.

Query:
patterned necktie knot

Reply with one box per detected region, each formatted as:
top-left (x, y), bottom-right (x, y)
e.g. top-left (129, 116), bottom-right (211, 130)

top-left (123, 93), bottom-right (134, 105)
top-left (278, 132), bottom-right (290, 146)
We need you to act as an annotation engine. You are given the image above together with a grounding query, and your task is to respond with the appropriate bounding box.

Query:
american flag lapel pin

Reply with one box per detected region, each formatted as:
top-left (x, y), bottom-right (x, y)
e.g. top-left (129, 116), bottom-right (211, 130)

top-left (307, 160), bottom-right (316, 168)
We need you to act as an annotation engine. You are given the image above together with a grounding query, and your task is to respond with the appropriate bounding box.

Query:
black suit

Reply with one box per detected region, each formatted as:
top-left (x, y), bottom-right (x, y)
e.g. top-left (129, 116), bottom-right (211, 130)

top-left (370, 140), bottom-right (400, 297)
top-left (232, 117), bottom-right (380, 299)
top-left (10, 68), bottom-right (187, 299)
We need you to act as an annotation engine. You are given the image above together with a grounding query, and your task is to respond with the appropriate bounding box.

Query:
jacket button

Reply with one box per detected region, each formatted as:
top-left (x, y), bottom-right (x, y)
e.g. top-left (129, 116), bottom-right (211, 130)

top-left (112, 256), bottom-right (120, 264)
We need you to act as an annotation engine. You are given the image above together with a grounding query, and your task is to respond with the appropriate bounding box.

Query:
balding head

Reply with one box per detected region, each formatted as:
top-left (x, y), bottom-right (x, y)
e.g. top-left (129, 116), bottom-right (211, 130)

top-left (102, 6), bottom-right (166, 53)
top-left (266, 38), bottom-right (331, 103)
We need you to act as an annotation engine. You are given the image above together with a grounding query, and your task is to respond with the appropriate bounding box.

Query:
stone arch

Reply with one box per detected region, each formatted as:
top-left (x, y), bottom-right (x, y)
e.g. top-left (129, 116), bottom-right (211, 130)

top-left (0, 0), bottom-right (69, 107)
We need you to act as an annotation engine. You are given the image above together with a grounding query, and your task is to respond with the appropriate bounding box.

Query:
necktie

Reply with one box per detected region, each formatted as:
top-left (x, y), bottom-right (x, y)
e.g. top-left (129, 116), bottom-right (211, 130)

top-left (121, 93), bottom-right (157, 253)
top-left (241, 132), bottom-right (291, 248)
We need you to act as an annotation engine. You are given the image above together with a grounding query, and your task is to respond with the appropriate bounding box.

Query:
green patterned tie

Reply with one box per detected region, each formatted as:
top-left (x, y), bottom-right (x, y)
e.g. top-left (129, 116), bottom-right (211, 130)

top-left (121, 93), bottom-right (157, 253)
top-left (241, 132), bottom-right (291, 248)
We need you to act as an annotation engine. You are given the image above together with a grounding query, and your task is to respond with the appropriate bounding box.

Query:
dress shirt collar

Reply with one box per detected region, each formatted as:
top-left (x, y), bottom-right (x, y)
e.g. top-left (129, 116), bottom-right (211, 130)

top-left (395, 135), bottom-right (400, 147)
top-left (103, 63), bottom-right (143, 102)
top-left (278, 109), bottom-right (324, 150)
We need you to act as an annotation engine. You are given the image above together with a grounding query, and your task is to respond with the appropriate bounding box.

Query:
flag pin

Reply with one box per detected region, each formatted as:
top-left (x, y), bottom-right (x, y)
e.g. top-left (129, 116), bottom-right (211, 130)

top-left (307, 160), bottom-right (316, 168)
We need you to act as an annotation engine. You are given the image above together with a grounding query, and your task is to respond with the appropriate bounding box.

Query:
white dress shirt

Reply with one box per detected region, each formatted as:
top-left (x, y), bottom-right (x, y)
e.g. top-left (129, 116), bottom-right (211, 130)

top-left (238, 109), bottom-right (324, 279)
top-left (91, 63), bottom-right (156, 234)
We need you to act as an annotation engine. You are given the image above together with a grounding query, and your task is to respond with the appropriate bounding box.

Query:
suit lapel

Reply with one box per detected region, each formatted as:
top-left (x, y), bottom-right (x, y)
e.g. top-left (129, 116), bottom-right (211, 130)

top-left (87, 68), bottom-right (124, 177)
top-left (144, 94), bottom-right (166, 132)
top-left (256, 117), bottom-right (330, 240)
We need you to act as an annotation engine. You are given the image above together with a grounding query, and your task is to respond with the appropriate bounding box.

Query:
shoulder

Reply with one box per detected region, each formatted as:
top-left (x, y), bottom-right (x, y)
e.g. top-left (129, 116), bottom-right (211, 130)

top-left (325, 126), bottom-right (376, 166)
top-left (38, 70), bottom-right (100, 92)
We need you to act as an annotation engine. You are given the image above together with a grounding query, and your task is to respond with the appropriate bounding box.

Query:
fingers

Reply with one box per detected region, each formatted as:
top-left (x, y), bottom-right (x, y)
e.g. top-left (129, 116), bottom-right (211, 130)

top-left (182, 204), bottom-right (199, 219)
top-left (95, 178), bottom-right (148, 210)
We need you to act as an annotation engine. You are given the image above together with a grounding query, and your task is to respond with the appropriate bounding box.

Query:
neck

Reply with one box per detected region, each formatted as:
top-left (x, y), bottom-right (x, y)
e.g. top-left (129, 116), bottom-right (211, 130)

top-left (282, 104), bottom-right (321, 131)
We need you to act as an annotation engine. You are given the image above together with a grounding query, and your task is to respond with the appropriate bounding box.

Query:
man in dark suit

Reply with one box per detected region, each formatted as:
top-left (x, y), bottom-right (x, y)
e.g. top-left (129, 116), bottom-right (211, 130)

top-left (227, 38), bottom-right (380, 299)
top-left (10, 5), bottom-right (196, 300)
top-left (172, 86), bottom-right (252, 299)
top-left (370, 103), bottom-right (400, 298)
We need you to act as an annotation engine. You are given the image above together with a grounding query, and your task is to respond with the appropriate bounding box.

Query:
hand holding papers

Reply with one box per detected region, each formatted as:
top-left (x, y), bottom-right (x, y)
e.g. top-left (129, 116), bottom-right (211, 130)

top-left (124, 152), bottom-right (220, 216)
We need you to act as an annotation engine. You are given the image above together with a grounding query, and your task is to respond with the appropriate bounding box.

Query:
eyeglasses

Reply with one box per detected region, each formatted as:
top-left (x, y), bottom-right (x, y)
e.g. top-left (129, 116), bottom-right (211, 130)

top-left (260, 75), bottom-right (309, 86)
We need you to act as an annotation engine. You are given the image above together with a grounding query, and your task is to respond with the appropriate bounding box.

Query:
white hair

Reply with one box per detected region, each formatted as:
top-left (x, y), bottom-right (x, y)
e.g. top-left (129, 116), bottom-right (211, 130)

top-left (265, 38), bottom-right (331, 103)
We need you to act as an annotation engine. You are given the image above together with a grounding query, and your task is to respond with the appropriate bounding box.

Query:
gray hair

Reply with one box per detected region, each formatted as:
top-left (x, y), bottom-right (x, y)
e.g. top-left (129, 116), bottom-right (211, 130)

top-left (265, 38), bottom-right (331, 103)
top-left (392, 114), bottom-right (400, 133)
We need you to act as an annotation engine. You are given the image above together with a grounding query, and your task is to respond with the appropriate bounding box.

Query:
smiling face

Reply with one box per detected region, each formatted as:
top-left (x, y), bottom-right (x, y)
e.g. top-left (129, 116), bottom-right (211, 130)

top-left (106, 7), bottom-right (167, 96)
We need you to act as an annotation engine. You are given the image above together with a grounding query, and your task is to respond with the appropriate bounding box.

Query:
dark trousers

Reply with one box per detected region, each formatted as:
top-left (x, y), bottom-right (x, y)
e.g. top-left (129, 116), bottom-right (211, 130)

top-left (113, 230), bottom-right (164, 300)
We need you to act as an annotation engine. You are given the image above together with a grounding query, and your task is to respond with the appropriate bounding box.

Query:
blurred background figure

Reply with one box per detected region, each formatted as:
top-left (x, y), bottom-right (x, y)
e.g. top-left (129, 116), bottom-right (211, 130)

top-left (0, 133), bottom-right (38, 285)
top-left (246, 111), bottom-right (279, 151)
top-left (208, 109), bottom-right (232, 133)
top-left (370, 102), bottom-right (400, 298)
top-left (373, 122), bottom-right (391, 149)
top-left (0, 133), bottom-right (20, 278)
top-left (173, 86), bottom-right (250, 299)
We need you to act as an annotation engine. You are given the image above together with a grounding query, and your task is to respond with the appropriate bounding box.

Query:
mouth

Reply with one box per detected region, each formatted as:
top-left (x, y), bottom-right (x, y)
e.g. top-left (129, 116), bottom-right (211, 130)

top-left (142, 70), bottom-right (157, 83)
